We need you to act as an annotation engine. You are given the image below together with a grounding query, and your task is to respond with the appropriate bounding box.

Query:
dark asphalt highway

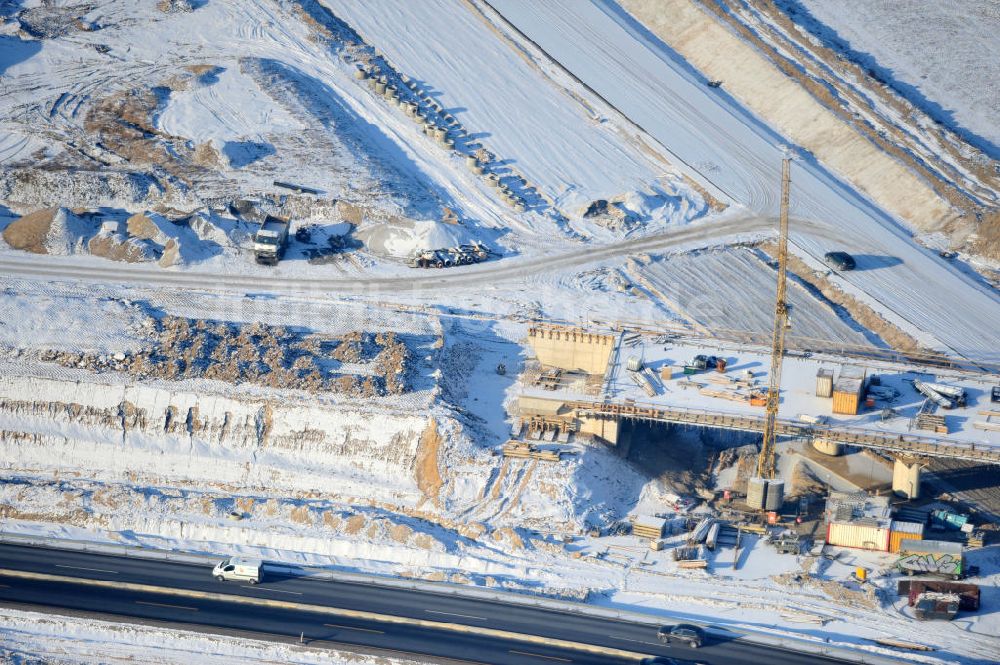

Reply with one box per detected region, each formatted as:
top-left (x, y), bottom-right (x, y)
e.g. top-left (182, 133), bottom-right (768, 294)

top-left (0, 543), bottom-right (870, 664)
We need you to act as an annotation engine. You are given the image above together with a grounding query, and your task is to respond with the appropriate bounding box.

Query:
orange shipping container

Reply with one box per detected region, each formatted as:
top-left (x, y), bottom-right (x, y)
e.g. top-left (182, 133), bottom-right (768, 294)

top-left (832, 390), bottom-right (860, 415)
top-left (827, 520), bottom-right (890, 551)
top-left (889, 520), bottom-right (925, 553)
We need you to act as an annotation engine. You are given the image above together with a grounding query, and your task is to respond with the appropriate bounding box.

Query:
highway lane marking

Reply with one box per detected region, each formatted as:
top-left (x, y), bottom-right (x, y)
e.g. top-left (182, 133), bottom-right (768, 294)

top-left (0, 568), bottom-right (648, 661)
top-left (240, 585), bottom-right (302, 595)
top-left (324, 623), bottom-right (384, 634)
top-left (426, 609), bottom-right (487, 621)
top-left (135, 600), bottom-right (198, 612)
top-left (508, 650), bottom-right (571, 662)
top-left (0, 583), bottom-right (9, 588)
top-left (55, 565), bottom-right (118, 574)
top-left (607, 635), bottom-right (661, 647)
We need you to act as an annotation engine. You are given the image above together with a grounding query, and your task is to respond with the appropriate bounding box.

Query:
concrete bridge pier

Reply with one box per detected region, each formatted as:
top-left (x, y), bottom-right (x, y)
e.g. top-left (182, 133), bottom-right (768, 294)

top-left (892, 455), bottom-right (928, 499)
top-left (812, 437), bottom-right (843, 456)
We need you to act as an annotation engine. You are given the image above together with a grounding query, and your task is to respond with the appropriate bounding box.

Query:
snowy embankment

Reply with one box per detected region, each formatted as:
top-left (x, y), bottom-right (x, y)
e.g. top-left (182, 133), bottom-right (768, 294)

top-left (794, 0), bottom-right (1000, 155)
top-left (0, 607), bottom-right (426, 665)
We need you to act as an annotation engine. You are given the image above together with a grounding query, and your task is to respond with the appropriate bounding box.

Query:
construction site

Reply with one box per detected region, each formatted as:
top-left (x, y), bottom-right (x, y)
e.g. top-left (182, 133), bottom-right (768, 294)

top-left (501, 163), bottom-right (1000, 643)
top-left (1, 1), bottom-right (999, 664)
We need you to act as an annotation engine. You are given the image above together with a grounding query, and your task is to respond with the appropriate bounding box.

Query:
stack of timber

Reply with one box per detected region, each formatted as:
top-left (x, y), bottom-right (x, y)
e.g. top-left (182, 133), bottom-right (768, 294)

top-left (973, 411), bottom-right (1000, 432)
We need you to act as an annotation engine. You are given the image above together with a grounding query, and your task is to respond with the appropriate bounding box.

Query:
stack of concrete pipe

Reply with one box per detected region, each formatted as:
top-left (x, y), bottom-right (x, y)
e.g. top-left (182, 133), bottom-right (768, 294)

top-left (352, 63), bottom-right (530, 209)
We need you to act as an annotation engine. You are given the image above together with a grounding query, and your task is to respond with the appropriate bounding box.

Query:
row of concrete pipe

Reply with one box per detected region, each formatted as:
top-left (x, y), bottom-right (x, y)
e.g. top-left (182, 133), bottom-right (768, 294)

top-left (354, 64), bottom-right (531, 214)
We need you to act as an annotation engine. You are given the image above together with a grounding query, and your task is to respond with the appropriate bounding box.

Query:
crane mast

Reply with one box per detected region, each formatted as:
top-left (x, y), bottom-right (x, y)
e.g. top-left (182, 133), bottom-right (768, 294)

top-left (756, 157), bottom-right (792, 480)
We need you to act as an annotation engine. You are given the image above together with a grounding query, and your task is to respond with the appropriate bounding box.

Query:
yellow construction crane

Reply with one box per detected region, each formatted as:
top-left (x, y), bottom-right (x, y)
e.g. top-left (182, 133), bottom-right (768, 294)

top-left (756, 157), bottom-right (792, 482)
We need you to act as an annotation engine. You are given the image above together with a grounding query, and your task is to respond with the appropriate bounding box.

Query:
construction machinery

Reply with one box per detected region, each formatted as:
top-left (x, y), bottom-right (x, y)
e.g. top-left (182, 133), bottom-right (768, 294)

top-left (748, 158), bottom-right (791, 509)
top-left (252, 215), bottom-right (289, 265)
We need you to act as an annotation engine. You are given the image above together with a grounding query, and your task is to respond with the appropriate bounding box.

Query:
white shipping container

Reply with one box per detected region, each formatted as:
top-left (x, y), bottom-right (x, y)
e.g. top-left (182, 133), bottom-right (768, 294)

top-left (827, 520), bottom-right (890, 551)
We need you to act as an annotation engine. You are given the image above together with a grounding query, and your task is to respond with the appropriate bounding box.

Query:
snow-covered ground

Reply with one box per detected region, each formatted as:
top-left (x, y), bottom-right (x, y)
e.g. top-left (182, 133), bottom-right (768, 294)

top-left (627, 247), bottom-right (876, 346)
top-left (792, 0), bottom-right (1000, 156)
top-left (1, 275), bottom-right (999, 663)
top-left (0, 608), bottom-right (427, 665)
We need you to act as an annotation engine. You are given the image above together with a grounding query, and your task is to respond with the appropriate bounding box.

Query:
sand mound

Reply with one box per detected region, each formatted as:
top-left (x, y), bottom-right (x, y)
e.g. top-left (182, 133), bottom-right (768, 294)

top-left (358, 219), bottom-right (475, 258)
top-left (1, 207), bottom-right (59, 254)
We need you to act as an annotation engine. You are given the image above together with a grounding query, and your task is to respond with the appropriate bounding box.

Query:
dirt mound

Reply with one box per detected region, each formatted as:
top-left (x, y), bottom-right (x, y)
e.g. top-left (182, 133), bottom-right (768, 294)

top-left (87, 233), bottom-right (158, 263)
top-left (971, 210), bottom-right (1000, 261)
top-left (1, 207), bottom-right (59, 254)
top-left (416, 419), bottom-right (444, 505)
top-left (2, 207), bottom-right (100, 255)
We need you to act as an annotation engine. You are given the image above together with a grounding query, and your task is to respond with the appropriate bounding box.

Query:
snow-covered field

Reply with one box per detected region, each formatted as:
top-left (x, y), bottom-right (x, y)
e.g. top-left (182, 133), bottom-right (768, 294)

top-left (627, 247), bottom-right (876, 345)
top-left (793, 0), bottom-right (1000, 155)
top-left (2, 0), bottom-right (1000, 663)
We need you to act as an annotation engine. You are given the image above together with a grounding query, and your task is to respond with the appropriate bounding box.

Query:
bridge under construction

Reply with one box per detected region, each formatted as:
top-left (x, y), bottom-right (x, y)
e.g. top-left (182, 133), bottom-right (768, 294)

top-left (514, 324), bottom-right (1000, 499)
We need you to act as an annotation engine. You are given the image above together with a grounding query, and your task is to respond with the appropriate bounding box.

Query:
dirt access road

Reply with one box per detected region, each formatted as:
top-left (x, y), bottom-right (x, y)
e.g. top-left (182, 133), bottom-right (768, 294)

top-left (0, 213), bottom-right (790, 294)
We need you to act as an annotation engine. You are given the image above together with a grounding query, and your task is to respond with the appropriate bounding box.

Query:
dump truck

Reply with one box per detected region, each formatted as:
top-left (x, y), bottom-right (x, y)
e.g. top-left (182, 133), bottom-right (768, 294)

top-left (930, 509), bottom-right (970, 530)
top-left (253, 216), bottom-right (289, 265)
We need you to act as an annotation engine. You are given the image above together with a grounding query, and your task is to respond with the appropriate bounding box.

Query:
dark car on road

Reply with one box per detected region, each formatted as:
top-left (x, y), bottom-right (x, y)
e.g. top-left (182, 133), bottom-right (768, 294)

top-left (823, 251), bottom-right (856, 271)
top-left (657, 623), bottom-right (706, 648)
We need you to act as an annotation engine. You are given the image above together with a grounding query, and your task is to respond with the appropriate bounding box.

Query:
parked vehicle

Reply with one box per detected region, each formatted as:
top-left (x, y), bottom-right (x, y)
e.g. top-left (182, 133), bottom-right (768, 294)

top-left (253, 216), bottom-right (290, 265)
top-left (930, 509), bottom-right (969, 530)
top-left (657, 624), bottom-right (705, 648)
top-left (212, 557), bottom-right (262, 584)
top-left (823, 251), bottom-right (856, 271)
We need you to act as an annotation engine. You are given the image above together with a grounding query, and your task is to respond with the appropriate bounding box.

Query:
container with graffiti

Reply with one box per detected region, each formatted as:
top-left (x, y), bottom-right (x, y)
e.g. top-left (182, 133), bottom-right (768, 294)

top-left (896, 539), bottom-right (965, 579)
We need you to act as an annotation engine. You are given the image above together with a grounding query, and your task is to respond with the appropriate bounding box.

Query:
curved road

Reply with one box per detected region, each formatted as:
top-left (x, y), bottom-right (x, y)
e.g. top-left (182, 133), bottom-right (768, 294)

top-left (0, 214), bottom-right (781, 293)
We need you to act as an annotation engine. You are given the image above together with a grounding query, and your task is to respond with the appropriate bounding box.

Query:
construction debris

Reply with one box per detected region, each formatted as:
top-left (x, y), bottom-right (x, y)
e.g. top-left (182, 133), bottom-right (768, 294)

top-left (501, 441), bottom-right (562, 461)
top-left (913, 380), bottom-right (966, 409)
top-left (673, 545), bottom-right (707, 568)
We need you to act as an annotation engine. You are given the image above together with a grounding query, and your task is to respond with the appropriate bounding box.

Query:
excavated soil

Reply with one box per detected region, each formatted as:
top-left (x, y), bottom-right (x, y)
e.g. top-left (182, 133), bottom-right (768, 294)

top-left (41, 315), bottom-right (411, 396)
top-left (415, 418), bottom-right (444, 505)
top-left (1, 207), bottom-right (59, 254)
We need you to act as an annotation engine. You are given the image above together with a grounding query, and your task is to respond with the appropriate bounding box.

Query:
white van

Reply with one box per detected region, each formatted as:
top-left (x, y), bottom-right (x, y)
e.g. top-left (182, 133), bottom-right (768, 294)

top-left (212, 557), bottom-right (262, 584)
